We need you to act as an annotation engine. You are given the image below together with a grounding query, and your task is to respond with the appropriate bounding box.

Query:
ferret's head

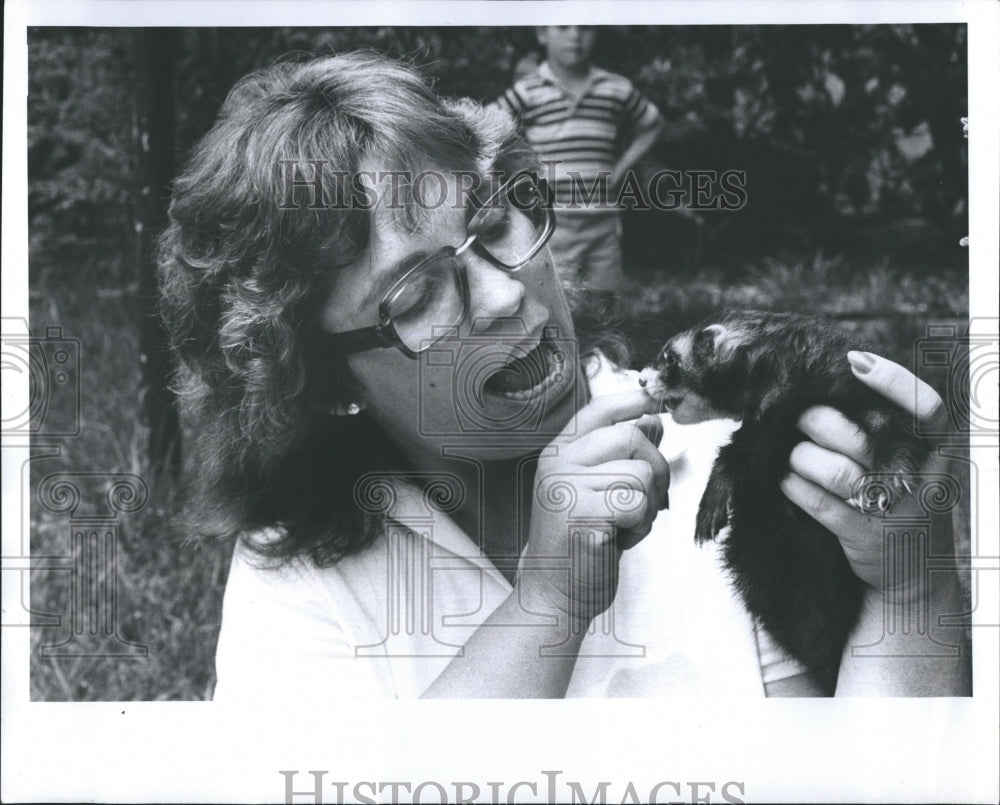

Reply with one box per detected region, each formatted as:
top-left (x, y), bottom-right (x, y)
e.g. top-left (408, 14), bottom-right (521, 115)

top-left (639, 310), bottom-right (777, 424)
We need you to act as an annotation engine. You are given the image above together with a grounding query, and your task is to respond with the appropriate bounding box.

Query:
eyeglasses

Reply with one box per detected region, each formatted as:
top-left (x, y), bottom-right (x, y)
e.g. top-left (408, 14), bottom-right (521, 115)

top-left (323, 172), bottom-right (554, 358)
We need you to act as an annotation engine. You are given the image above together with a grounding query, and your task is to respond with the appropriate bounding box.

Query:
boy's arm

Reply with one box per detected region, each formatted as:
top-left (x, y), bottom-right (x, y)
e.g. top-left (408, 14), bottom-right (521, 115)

top-left (610, 90), bottom-right (663, 190)
top-left (610, 117), bottom-right (664, 190)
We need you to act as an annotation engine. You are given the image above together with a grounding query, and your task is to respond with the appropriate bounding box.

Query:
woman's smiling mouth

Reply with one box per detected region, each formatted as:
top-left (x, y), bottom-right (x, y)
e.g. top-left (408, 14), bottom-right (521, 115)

top-left (481, 334), bottom-right (570, 402)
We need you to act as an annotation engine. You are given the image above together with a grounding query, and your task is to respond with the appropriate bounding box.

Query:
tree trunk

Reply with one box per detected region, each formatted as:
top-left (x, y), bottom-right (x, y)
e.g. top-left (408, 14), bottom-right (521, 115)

top-left (132, 29), bottom-right (181, 479)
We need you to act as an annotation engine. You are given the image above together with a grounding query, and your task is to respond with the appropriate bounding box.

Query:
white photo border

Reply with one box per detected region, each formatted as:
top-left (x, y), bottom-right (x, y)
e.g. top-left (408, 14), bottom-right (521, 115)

top-left (3, 2), bottom-right (997, 803)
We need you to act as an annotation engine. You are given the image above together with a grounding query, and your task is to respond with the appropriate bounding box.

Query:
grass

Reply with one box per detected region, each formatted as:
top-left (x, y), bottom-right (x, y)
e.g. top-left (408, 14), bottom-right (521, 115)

top-left (25, 247), bottom-right (968, 701)
top-left (27, 257), bottom-right (233, 701)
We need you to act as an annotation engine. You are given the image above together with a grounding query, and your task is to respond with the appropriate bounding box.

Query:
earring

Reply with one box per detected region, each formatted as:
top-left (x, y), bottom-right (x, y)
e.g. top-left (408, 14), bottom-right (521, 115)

top-left (328, 401), bottom-right (364, 416)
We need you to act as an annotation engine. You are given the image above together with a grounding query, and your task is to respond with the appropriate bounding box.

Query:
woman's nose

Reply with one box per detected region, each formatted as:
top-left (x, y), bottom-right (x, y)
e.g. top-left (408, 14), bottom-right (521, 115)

top-left (465, 256), bottom-right (526, 322)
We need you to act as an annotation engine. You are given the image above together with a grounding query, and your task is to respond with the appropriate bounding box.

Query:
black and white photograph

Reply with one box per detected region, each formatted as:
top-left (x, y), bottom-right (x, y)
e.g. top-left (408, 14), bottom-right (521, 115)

top-left (2, 1), bottom-right (998, 802)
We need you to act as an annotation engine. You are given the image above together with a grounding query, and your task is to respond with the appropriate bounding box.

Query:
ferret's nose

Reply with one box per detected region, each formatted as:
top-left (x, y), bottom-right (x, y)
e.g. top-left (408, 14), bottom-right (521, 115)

top-left (638, 367), bottom-right (663, 394)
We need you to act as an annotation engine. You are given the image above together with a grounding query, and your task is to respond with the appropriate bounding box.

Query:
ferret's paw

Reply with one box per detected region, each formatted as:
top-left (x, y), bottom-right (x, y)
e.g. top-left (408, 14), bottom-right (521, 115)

top-left (864, 415), bottom-right (933, 481)
top-left (890, 472), bottom-right (918, 496)
top-left (848, 471), bottom-right (917, 515)
top-left (696, 459), bottom-right (735, 544)
top-left (694, 516), bottom-right (725, 545)
top-left (695, 491), bottom-right (731, 544)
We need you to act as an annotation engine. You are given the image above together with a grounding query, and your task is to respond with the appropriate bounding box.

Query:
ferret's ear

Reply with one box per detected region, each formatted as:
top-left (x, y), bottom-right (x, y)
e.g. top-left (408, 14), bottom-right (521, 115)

top-left (696, 323), bottom-right (737, 360)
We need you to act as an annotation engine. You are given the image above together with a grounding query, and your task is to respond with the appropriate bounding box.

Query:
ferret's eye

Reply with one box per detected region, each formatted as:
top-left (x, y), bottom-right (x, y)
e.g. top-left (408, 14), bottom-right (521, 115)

top-left (663, 350), bottom-right (677, 367)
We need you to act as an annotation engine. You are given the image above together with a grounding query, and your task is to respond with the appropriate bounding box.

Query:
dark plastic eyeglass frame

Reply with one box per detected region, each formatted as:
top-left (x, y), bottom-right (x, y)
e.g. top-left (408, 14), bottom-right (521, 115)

top-left (322, 172), bottom-right (555, 358)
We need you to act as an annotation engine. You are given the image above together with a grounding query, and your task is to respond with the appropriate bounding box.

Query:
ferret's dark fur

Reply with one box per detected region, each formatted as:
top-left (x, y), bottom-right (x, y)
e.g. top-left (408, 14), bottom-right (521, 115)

top-left (640, 309), bottom-right (931, 693)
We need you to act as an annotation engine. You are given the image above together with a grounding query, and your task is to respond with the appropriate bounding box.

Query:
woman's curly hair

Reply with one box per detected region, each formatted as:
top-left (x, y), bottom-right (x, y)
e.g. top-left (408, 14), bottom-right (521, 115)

top-left (159, 52), bottom-right (624, 567)
top-left (158, 53), bottom-right (548, 565)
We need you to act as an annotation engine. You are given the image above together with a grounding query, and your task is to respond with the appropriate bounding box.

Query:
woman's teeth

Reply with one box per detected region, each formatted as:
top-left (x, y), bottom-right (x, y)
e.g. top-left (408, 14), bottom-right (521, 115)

top-left (485, 343), bottom-right (566, 400)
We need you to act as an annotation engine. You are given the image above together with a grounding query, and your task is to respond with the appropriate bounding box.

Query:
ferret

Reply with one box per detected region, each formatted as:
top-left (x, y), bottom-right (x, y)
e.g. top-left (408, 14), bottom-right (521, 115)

top-left (639, 309), bottom-right (931, 693)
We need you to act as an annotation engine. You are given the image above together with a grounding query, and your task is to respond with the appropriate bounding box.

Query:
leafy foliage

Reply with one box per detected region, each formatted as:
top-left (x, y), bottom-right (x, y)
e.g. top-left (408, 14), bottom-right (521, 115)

top-left (28, 29), bottom-right (136, 277)
top-left (29, 24), bottom-right (968, 278)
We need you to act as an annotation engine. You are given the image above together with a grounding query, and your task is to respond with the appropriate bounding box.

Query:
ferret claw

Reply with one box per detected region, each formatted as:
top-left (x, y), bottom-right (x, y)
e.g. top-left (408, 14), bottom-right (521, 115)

top-left (850, 480), bottom-right (897, 515)
top-left (881, 473), bottom-right (918, 502)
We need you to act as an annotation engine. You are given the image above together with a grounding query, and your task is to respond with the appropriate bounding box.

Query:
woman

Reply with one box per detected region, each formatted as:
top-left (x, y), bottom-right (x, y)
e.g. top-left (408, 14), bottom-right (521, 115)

top-left (158, 53), bottom-right (969, 699)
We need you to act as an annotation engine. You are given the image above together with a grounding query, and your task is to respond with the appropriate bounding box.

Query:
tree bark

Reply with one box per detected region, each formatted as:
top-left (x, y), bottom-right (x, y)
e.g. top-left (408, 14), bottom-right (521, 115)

top-left (132, 29), bottom-right (181, 479)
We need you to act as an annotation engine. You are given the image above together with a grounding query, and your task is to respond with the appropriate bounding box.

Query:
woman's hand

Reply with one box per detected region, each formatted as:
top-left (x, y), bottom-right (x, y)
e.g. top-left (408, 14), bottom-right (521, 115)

top-left (779, 351), bottom-right (953, 597)
top-left (517, 389), bottom-right (669, 627)
top-left (779, 350), bottom-right (970, 695)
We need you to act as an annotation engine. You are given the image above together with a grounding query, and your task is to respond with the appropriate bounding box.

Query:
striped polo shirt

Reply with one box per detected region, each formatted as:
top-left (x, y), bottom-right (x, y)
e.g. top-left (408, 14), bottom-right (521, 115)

top-left (496, 62), bottom-right (661, 209)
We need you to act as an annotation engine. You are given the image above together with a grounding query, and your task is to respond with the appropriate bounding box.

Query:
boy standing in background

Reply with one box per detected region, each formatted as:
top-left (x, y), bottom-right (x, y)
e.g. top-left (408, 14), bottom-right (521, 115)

top-left (496, 26), bottom-right (664, 305)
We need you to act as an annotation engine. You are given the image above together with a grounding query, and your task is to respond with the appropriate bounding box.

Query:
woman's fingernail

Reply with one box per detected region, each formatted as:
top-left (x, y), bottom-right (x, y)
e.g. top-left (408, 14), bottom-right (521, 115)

top-left (848, 351), bottom-right (876, 375)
